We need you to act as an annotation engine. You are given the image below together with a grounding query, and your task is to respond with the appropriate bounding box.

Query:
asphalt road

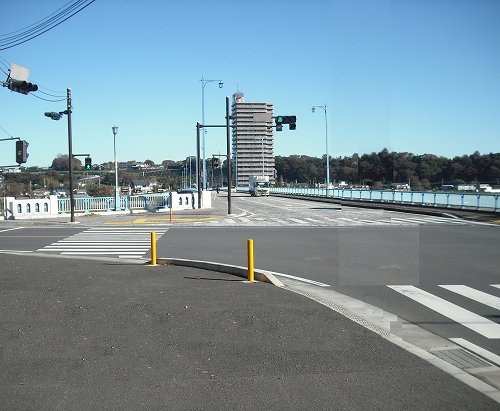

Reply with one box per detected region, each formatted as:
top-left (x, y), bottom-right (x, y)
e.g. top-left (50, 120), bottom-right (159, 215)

top-left (1, 194), bottom-right (499, 397)
top-left (159, 224), bottom-right (500, 358)
top-left (1, 253), bottom-right (499, 410)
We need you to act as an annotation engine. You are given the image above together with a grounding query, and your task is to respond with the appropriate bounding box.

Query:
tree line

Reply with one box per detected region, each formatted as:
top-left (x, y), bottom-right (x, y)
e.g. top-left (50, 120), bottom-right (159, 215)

top-left (275, 149), bottom-right (500, 190)
top-left (2, 149), bottom-right (500, 198)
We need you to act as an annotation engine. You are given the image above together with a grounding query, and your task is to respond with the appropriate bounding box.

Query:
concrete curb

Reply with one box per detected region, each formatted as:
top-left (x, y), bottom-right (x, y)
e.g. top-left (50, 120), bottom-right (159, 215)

top-left (152, 256), bottom-right (500, 403)
top-left (154, 257), bottom-right (285, 287)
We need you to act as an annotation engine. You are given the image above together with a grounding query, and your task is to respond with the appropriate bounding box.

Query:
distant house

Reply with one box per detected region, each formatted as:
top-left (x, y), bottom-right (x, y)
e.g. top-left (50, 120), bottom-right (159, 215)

top-left (454, 184), bottom-right (477, 192)
top-left (33, 189), bottom-right (51, 198)
top-left (131, 180), bottom-right (158, 194)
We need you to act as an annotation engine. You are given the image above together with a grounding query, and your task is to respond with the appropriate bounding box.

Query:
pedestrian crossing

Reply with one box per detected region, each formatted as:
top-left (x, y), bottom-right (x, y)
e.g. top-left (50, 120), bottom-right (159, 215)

top-left (388, 283), bottom-right (500, 371)
top-left (192, 214), bottom-right (470, 227)
top-left (388, 284), bottom-right (500, 339)
top-left (36, 226), bottom-right (169, 259)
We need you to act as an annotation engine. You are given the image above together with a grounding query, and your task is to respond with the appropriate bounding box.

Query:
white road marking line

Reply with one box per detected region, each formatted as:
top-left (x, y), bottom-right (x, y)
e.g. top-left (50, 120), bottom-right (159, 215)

top-left (0, 227), bottom-right (25, 233)
top-left (450, 338), bottom-right (500, 367)
top-left (287, 218), bottom-right (308, 224)
top-left (45, 244), bottom-right (149, 250)
top-left (440, 285), bottom-right (500, 310)
top-left (60, 251), bottom-right (145, 254)
top-left (303, 217), bottom-right (323, 223)
top-left (336, 218), bottom-right (364, 225)
top-left (388, 285), bottom-right (500, 339)
top-left (358, 219), bottom-right (387, 225)
top-left (35, 227), bottom-right (168, 256)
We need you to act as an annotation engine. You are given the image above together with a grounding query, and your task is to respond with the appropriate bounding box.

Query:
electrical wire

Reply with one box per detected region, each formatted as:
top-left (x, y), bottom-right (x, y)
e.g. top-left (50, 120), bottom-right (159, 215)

top-left (0, 55), bottom-right (9, 70)
top-left (30, 93), bottom-right (66, 102)
top-left (0, 0), bottom-right (96, 51)
top-left (0, 0), bottom-right (81, 38)
top-left (37, 89), bottom-right (66, 98)
top-left (0, 125), bottom-right (14, 138)
top-left (0, 0), bottom-right (86, 44)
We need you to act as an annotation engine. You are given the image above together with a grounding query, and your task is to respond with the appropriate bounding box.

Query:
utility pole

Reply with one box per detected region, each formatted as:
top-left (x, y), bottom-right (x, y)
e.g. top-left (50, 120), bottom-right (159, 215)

top-left (195, 96), bottom-right (232, 214)
top-left (226, 96), bottom-right (232, 215)
top-left (67, 88), bottom-right (75, 223)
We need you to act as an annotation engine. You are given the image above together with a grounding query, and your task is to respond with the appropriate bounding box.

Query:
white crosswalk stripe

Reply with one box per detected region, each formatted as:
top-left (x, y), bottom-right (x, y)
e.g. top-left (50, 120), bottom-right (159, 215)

top-left (439, 285), bottom-right (500, 310)
top-left (37, 226), bottom-right (169, 259)
top-left (176, 214), bottom-right (471, 227)
top-left (388, 285), bottom-right (500, 339)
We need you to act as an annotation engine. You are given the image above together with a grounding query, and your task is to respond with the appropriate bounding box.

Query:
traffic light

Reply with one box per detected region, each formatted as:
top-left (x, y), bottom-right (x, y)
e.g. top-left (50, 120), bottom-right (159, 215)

top-left (15, 140), bottom-right (29, 164)
top-left (212, 157), bottom-right (220, 168)
top-left (275, 115), bottom-right (296, 130)
top-left (8, 79), bottom-right (38, 95)
top-left (85, 157), bottom-right (92, 170)
top-left (44, 111), bottom-right (63, 121)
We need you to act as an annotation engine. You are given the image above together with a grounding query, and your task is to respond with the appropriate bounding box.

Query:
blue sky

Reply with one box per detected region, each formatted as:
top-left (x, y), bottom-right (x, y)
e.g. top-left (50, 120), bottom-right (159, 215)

top-left (0, 0), bottom-right (499, 168)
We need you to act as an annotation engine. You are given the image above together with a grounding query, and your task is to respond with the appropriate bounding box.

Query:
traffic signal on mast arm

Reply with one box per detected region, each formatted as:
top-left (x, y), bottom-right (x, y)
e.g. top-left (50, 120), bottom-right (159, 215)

top-left (275, 115), bottom-right (296, 130)
top-left (212, 157), bottom-right (220, 168)
top-left (16, 140), bottom-right (29, 164)
top-left (8, 79), bottom-right (38, 95)
top-left (85, 157), bottom-right (92, 170)
top-left (275, 116), bottom-right (284, 131)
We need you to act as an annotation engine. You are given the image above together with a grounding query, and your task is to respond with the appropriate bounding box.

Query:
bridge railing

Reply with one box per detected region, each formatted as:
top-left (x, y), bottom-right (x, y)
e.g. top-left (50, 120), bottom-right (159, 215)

top-left (270, 187), bottom-right (500, 212)
top-left (5, 191), bottom-right (213, 220)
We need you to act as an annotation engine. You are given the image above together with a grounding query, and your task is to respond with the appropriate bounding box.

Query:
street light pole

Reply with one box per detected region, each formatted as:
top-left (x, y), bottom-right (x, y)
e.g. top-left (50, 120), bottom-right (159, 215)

top-left (200, 75), bottom-right (223, 191)
top-left (254, 137), bottom-right (265, 175)
top-left (112, 126), bottom-right (120, 211)
top-left (67, 88), bottom-right (75, 222)
top-left (312, 104), bottom-right (329, 196)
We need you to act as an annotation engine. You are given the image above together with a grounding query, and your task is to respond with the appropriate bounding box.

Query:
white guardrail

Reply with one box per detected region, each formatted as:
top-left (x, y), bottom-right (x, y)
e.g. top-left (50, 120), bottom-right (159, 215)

top-left (270, 187), bottom-right (500, 212)
top-left (3, 191), bottom-right (213, 220)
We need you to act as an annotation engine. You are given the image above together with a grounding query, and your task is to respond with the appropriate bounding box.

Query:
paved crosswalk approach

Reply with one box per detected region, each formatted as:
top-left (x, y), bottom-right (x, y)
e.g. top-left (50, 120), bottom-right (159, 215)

top-left (389, 285), bottom-right (500, 339)
top-left (389, 284), bottom-right (500, 368)
top-left (185, 214), bottom-right (471, 227)
top-left (37, 226), bottom-right (169, 259)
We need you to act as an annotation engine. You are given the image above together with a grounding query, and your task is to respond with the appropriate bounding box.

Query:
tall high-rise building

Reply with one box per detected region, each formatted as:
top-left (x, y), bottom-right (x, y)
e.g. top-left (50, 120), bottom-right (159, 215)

top-left (231, 93), bottom-right (275, 187)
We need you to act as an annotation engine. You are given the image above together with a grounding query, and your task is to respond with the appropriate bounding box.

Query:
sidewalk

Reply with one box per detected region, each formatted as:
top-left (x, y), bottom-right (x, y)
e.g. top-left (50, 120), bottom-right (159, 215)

top-left (0, 192), bottom-right (243, 226)
top-left (1, 253), bottom-right (498, 410)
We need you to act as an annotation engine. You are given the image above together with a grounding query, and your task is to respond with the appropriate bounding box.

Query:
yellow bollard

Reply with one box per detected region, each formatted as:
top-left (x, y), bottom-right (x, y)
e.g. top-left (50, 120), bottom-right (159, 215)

top-left (151, 231), bottom-right (157, 266)
top-left (169, 207), bottom-right (173, 223)
top-left (247, 239), bottom-right (254, 282)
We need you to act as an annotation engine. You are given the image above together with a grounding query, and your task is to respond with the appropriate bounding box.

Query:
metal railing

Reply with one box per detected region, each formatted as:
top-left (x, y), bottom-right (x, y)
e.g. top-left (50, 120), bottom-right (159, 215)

top-left (270, 187), bottom-right (500, 212)
top-left (58, 194), bottom-right (170, 214)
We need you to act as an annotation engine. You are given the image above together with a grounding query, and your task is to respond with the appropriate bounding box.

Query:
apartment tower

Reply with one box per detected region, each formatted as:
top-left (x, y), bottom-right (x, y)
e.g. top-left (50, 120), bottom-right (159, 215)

top-left (231, 92), bottom-right (275, 187)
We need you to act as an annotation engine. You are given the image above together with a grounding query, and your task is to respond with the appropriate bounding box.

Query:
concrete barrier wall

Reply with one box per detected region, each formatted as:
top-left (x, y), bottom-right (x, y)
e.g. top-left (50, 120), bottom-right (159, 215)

top-left (5, 191), bottom-right (212, 219)
top-left (5, 196), bottom-right (59, 219)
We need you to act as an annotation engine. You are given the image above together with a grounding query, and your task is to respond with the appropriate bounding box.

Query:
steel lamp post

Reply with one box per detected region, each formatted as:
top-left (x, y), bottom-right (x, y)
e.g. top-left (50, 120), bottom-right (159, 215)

top-left (312, 104), bottom-right (329, 196)
top-left (200, 75), bottom-right (223, 190)
top-left (112, 125), bottom-right (120, 211)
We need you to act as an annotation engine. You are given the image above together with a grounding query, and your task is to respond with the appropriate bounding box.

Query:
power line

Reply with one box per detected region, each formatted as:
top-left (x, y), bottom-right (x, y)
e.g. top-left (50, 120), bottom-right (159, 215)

top-left (37, 89), bottom-right (66, 98)
top-left (0, 0), bottom-right (86, 44)
top-left (0, 125), bottom-right (14, 138)
top-left (0, 0), bottom-right (81, 38)
top-left (30, 93), bottom-right (66, 103)
top-left (0, 0), bottom-right (96, 51)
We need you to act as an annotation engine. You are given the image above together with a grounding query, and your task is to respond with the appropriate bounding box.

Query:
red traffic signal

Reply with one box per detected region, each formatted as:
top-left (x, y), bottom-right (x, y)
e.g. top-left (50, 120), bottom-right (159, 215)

top-left (8, 79), bottom-right (38, 95)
